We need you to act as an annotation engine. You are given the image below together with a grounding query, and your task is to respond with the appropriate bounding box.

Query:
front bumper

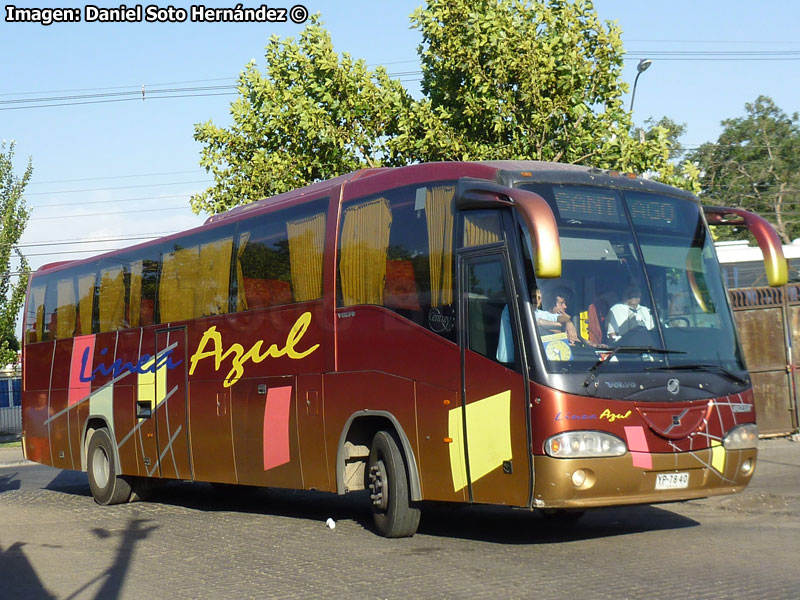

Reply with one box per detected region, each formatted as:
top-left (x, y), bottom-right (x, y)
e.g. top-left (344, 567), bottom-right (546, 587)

top-left (532, 447), bottom-right (757, 508)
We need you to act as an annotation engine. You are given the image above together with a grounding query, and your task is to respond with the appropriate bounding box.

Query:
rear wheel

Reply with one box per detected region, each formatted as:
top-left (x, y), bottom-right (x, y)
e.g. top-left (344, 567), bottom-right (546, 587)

top-left (87, 428), bottom-right (132, 505)
top-left (367, 430), bottom-right (421, 538)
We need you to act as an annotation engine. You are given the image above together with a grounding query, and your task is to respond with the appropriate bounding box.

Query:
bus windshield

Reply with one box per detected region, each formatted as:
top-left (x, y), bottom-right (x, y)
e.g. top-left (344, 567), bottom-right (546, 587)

top-left (519, 184), bottom-right (745, 378)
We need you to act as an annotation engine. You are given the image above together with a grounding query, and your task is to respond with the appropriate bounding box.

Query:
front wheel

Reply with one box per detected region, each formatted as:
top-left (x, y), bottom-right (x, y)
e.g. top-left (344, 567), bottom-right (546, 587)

top-left (366, 431), bottom-right (421, 538)
top-left (87, 428), bottom-right (132, 505)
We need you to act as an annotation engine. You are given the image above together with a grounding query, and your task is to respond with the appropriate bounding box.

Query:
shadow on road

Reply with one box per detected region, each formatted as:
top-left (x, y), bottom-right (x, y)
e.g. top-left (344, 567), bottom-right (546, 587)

top-left (44, 470), bottom-right (92, 497)
top-left (34, 470), bottom-right (699, 544)
top-left (0, 471), bottom-right (21, 493)
top-left (116, 480), bottom-right (699, 544)
top-left (416, 502), bottom-right (698, 543)
top-left (0, 541), bottom-right (56, 599)
top-left (1, 517), bottom-right (158, 600)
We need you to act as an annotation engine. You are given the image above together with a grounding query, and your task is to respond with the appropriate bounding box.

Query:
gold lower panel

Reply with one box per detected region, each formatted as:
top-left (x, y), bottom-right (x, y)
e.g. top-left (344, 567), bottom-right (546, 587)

top-left (532, 448), bottom-right (757, 509)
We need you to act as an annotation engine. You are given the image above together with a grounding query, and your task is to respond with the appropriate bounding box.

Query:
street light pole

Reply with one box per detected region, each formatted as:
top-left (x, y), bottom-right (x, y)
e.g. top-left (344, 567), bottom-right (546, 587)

top-left (629, 58), bottom-right (652, 113)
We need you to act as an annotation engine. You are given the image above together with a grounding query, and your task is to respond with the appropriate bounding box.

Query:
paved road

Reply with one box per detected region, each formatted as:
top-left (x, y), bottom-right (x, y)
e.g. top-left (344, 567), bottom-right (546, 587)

top-left (1, 439), bottom-right (800, 599)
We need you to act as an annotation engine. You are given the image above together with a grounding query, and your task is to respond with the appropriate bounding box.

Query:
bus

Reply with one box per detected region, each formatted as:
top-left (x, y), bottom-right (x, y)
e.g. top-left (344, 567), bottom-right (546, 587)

top-left (716, 238), bottom-right (800, 289)
top-left (21, 161), bottom-right (787, 537)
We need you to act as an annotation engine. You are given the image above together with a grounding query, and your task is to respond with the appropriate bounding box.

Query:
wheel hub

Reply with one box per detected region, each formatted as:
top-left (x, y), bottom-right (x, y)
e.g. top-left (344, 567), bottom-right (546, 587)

top-left (368, 461), bottom-right (388, 511)
top-left (92, 446), bottom-right (110, 488)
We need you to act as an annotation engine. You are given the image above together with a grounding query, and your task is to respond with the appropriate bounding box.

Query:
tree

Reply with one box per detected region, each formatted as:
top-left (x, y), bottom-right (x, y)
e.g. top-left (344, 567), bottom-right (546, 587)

top-left (193, 1), bottom-right (693, 215)
top-left (191, 15), bottom-right (412, 213)
top-left (640, 117), bottom-right (686, 161)
top-left (691, 96), bottom-right (800, 244)
top-left (0, 142), bottom-right (32, 367)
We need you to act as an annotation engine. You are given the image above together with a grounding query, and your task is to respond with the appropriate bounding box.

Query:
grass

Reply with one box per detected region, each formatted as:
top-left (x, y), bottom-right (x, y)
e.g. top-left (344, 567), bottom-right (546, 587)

top-left (0, 441), bottom-right (21, 448)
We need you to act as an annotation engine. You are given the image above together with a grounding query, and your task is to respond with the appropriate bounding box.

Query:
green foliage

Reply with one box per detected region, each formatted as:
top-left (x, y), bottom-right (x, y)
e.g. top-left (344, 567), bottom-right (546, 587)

top-left (0, 142), bottom-right (31, 366)
top-left (691, 96), bottom-right (800, 243)
top-left (193, 2), bottom-right (694, 214)
top-left (191, 14), bottom-right (412, 214)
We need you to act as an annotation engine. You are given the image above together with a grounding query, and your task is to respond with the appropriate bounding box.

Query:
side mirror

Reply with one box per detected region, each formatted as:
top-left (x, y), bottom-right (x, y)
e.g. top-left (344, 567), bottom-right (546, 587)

top-left (455, 179), bottom-right (561, 278)
top-left (704, 206), bottom-right (788, 287)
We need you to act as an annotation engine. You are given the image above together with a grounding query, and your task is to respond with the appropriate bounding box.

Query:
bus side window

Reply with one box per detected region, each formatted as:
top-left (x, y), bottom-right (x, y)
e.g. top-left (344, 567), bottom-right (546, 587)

top-left (98, 265), bottom-right (127, 332)
top-left (25, 283), bottom-right (47, 343)
top-left (338, 182), bottom-right (458, 341)
top-left (234, 200), bottom-right (327, 312)
top-left (157, 225), bottom-right (236, 323)
top-left (41, 277), bottom-right (58, 342)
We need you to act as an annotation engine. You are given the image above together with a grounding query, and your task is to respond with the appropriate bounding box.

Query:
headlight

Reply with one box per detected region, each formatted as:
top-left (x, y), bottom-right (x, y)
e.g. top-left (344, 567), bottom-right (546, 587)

top-left (545, 431), bottom-right (627, 458)
top-left (723, 423), bottom-right (759, 450)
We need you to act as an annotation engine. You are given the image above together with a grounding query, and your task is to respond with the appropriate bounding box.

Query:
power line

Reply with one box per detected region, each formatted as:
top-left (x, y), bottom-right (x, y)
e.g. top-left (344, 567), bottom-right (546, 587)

top-left (1, 230), bottom-right (179, 249)
top-left (30, 205), bottom-right (194, 221)
top-left (0, 91), bottom-right (237, 112)
top-left (20, 247), bottom-right (133, 258)
top-left (30, 193), bottom-right (192, 209)
top-left (12, 233), bottom-right (176, 249)
top-left (25, 179), bottom-right (210, 196)
top-left (28, 169), bottom-right (203, 186)
top-left (0, 77), bottom-right (236, 98)
top-left (0, 84), bottom-right (236, 106)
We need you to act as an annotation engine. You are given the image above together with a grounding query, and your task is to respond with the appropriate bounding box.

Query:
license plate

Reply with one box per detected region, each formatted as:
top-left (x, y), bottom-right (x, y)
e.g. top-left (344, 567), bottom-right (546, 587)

top-left (655, 472), bottom-right (689, 490)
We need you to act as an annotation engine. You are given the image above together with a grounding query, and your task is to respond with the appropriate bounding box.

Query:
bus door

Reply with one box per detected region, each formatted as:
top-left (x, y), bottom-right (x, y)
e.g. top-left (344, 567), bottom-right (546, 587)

top-left (148, 327), bottom-right (192, 480)
top-left (457, 250), bottom-right (531, 506)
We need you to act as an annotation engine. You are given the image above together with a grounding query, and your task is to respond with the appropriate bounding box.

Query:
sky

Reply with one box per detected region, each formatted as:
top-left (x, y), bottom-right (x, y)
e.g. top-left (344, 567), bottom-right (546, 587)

top-left (2, 0), bottom-right (799, 322)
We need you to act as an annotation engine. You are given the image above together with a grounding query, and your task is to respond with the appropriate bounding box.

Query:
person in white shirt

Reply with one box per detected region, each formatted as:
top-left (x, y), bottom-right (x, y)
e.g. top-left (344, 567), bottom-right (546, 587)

top-left (606, 285), bottom-right (654, 342)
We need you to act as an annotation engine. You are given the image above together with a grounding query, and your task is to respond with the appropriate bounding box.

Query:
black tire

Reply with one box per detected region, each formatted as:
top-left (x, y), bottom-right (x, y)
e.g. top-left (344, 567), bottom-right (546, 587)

top-left (87, 428), bottom-right (132, 505)
top-left (366, 430), bottom-right (421, 538)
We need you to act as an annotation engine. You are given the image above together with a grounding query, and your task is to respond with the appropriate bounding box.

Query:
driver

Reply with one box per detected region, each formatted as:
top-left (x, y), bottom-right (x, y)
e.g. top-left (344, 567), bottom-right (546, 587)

top-left (495, 287), bottom-right (579, 364)
top-left (606, 284), bottom-right (655, 342)
top-left (538, 288), bottom-right (579, 344)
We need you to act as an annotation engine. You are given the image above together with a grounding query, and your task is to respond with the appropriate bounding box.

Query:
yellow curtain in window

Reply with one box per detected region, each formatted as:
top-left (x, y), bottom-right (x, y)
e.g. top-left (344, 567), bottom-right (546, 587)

top-left (160, 246), bottom-right (199, 322)
top-left (426, 186), bottom-right (455, 307)
top-left (56, 278), bottom-right (76, 339)
top-left (463, 213), bottom-right (502, 247)
top-left (198, 237), bottom-right (233, 316)
top-left (29, 285), bottom-right (46, 343)
top-left (99, 267), bottom-right (125, 332)
top-left (235, 232), bottom-right (251, 312)
top-left (340, 198), bottom-right (392, 306)
top-left (129, 261), bottom-right (143, 328)
top-left (287, 212), bottom-right (326, 302)
top-left (77, 274), bottom-right (94, 335)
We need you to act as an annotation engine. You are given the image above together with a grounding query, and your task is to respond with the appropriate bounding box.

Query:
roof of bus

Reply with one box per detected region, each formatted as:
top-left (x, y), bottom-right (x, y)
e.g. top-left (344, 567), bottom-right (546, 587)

top-left (32, 160), bottom-right (696, 277)
top-left (715, 239), bottom-right (800, 263)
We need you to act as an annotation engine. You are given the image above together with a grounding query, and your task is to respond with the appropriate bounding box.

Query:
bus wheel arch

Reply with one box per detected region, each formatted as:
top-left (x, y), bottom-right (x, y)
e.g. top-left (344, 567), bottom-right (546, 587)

top-left (85, 424), bottom-right (132, 505)
top-left (336, 411), bottom-right (422, 503)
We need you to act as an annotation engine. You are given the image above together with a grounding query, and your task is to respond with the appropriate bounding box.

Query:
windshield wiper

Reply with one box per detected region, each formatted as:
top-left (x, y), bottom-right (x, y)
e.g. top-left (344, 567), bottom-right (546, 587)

top-left (645, 363), bottom-right (748, 385)
top-left (583, 346), bottom-right (686, 388)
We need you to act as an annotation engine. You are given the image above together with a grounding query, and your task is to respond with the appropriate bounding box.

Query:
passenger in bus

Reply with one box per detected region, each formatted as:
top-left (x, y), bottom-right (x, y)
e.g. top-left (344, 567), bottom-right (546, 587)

top-left (606, 285), bottom-right (655, 342)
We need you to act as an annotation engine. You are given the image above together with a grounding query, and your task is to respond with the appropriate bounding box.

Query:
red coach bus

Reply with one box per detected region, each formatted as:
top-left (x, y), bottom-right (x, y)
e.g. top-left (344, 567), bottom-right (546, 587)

top-left (21, 161), bottom-right (786, 537)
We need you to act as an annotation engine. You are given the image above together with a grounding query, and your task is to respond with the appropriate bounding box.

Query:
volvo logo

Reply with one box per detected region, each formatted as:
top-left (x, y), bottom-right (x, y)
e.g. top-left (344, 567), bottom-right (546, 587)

top-left (667, 378), bottom-right (680, 395)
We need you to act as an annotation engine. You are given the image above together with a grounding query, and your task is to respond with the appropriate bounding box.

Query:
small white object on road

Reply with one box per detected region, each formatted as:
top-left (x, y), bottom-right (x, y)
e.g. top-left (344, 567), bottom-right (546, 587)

top-left (326, 517), bottom-right (336, 529)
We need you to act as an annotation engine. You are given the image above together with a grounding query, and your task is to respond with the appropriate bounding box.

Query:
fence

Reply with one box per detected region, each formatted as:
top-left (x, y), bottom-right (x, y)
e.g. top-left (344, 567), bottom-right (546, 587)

top-left (729, 284), bottom-right (800, 435)
top-left (0, 377), bottom-right (21, 436)
top-left (0, 406), bottom-right (21, 435)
